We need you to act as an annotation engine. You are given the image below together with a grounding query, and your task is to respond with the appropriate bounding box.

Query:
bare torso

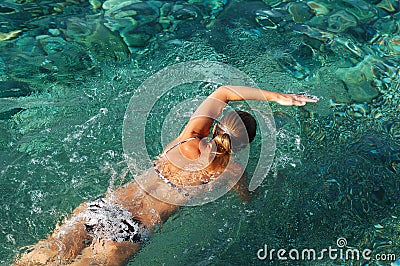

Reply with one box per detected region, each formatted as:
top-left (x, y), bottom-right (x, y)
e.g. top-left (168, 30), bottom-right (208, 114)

top-left (111, 136), bottom-right (241, 229)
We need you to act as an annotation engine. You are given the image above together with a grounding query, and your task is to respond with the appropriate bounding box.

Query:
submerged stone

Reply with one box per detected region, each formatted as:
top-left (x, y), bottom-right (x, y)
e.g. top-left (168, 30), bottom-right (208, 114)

top-left (0, 80), bottom-right (30, 98)
top-left (311, 66), bottom-right (351, 104)
top-left (0, 30), bottom-right (22, 42)
top-left (0, 108), bottom-right (23, 121)
top-left (38, 36), bottom-right (67, 55)
top-left (255, 12), bottom-right (279, 29)
top-left (64, 17), bottom-right (95, 42)
top-left (327, 10), bottom-right (357, 33)
top-left (261, 0), bottom-right (282, 7)
top-left (376, 0), bottom-right (397, 12)
top-left (170, 4), bottom-right (198, 20)
top-left (278, 56), bottom-right (310, 80)
top-left (84, 23), bottom-right (130, 62)
top-left (102, 0), bottom-right (143, 11)
top-left (291, 24), bottom-right (334, 43)
top-left (121, 28), bottom-right (152, 48)
top-left (0, 4), bottom-right (17, 14)
top-left (335, 56), bottom-right (381, 102)
top-left (373, 35), bottom-right (400, 56)
top-left (38, 36), bottom-right (96, 74)
top-left (89, 0), bottom-right (102, 9)
top-left (372, 17), bottom-right (398, 35)
top-left (288, 2), bottom-right (314, 23)
top-left (339, 0), bottom-right (377, 22)
top-left (306, 1), bottom-right (330, 16)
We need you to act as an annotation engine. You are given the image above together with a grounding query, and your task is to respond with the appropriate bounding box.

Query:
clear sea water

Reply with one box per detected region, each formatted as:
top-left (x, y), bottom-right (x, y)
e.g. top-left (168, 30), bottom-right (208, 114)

top-left (0, 0), bottom-right (399, 265)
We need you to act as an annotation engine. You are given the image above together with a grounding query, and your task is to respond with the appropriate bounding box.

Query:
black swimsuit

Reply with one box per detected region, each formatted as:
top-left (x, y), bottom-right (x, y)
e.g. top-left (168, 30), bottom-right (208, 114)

top-left (84, 198), bottom-right (149, 243)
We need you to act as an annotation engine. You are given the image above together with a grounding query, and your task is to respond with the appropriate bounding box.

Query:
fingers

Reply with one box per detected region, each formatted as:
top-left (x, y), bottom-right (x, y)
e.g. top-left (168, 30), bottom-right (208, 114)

top-left (289, 94), bottom-right (319, 106)
top-left (292, 94), bottom-right (319, 103)
top-left (274, 93), bottom-right (319, 106)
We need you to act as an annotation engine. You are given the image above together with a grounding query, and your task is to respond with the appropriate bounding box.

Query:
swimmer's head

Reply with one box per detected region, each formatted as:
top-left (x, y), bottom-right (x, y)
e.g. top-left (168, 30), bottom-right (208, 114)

top-left (212, 110), bottom-right (257, 154)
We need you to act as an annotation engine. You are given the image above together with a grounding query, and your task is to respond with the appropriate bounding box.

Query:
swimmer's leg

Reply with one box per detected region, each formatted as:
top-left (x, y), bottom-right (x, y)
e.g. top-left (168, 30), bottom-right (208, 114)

top-left (14, 203), bottom-right (90, 265)
top-left (71, 239), bottom-right (140, 266)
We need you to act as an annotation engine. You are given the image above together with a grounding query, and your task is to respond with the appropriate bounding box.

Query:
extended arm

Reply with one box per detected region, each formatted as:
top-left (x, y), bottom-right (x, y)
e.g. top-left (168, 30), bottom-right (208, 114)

top-left (179, 85), bottom-right (318, 140)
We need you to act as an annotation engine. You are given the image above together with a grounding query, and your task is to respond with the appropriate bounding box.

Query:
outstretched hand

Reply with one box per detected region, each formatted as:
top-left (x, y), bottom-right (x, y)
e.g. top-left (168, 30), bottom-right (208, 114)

top-left (272, 93), bottom-right (319, 106)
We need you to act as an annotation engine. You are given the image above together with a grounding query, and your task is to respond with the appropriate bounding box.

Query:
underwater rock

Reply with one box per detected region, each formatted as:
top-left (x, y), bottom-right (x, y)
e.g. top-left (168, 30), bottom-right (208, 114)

top-left (384, 120), bottom-right (400, 140)
top-left (347, 103), bottom-right (370, 118)
top-left (217, 1), bottom-right (279, 29)
top-left (0, 3), bottom-right (18, 14)
top-left (0, 108), bottom-right (23, 121)
top-left (13, 35), bottom-right (45, 61)
top-left (89, 0), bottom-right (102, 9)
top-left (103, 0), bottom-right (139, 11)
top-left (38, 36), bottom-right (67, 55)
top-left (288, 2), bottom-right (314, 23)
top-left (0, 2), bottom-right (31, 24)
top-left (327, 10), bottom-right (357, 33)
top-left (189, 0), bottom-right (227, 18)
top-left (120, 26), bottom-right (153, 48)
top-left (102, 0), bottom-right (225, 53)
top-left (306, 66), bottom-right (351, 117)
top-left (339, 0), bottom-right (377, 22)
top-left (373, 34), bottom-right (400, 56)
top-left (376, 0), bottom-right (398, 12)
top-left (103, 0), bottom-right (161, 33)
top-left (255, 8), bottom-right (288, 30)
top-left (84, 23), bottom-right (130, 62)
top-left (48, 28), bottom-right (60, 36)
top-left (59, 15), bottom-right (130, 61)
top-left (159, 2), bottom-right (204, 33)
top-left (335, 56), bottom-right (380, 102)
top-left (291, 24), bottom-right (334, 43)
top-left (169, 4), bottom-right (198, 20)
top-left (330, 36), bottom-right (364, 58)
top-left (292, 43), bottom-right (314, 60)
top-left (306, 1), bottom-right (330, 16)
top-left (0, 30), bottom-right (22, 42)
top-left (0, 80), bottom-right (30, 98)
top-left (63, 17), bottom-right (95, 42)
top-left (278, 56), bottom-right (310, 79)
top-left (372, 17), bottom-right (398, 35)
top-left (345, 79), bottom-right (378, 103)
top-left (255, 9), bottom-right (280, 30)
top-left (261, 0), bottom-right (282, 7)
top-left (38, 36), bottom-right (96, 73)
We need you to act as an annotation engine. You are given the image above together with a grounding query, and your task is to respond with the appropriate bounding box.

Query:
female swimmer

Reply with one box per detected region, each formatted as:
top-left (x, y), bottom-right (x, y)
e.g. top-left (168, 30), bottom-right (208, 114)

top-left (15, 85), bottom-right (317, 265)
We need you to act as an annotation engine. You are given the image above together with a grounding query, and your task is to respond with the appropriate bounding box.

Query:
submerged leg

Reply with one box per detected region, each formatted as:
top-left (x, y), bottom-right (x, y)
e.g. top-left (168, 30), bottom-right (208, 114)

top-left (14, 204), bottom-right (90, 265)
top-left (71, 239), bottom-right (141, 266)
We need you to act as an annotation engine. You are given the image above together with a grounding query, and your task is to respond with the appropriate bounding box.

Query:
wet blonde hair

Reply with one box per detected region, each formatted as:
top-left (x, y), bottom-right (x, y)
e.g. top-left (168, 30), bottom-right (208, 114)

top-left (212, 110), bottom-right (257, 156)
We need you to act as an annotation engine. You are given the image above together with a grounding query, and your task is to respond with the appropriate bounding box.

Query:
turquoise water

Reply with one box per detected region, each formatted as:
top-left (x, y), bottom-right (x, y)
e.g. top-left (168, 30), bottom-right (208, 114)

top-left (1, 0), bottom-right (399, 265)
